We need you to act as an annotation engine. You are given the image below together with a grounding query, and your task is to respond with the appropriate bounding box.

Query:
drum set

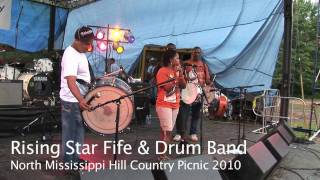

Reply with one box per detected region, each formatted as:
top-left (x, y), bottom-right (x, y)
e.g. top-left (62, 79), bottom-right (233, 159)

top-left (0, 58), bottom-right (53, 101)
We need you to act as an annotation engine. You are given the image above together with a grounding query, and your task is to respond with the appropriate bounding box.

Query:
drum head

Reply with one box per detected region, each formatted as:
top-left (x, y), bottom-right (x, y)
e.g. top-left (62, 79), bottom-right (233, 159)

top-left (82, 86), bottom-right (133, 135)
top-left (95, 77), bottom-right (133, 101)
top-left (181, 83), bottom-right (198, 104)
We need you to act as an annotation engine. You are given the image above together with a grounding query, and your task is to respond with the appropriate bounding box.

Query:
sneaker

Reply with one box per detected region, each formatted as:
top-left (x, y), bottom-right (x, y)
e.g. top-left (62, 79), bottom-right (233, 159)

top-left (190, 134), bottom-right (198, 142)
top-left (173, 134), bottom-right (181, 142)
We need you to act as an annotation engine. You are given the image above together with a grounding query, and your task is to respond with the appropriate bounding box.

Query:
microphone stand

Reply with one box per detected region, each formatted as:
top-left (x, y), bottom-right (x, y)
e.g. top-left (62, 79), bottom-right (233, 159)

top-left (90, 77), bottom-right (176, 163)
top-left (227, 84), bottom-right (264, 146)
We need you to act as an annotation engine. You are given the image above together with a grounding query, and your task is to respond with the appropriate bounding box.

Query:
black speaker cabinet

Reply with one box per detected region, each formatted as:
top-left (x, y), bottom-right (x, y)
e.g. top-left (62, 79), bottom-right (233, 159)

top-left (0, 80), bottom-right (23, 107)
top-left (276, 123), bottom-right (295, 144)
top-left (225, 141), bottom-right (277, 180)
top-left (153, 155), bottom-right (223, 180)
top-left (80, 168), bottom-right (154, 180)
top-left (264, 132), bottom-right (289, 161)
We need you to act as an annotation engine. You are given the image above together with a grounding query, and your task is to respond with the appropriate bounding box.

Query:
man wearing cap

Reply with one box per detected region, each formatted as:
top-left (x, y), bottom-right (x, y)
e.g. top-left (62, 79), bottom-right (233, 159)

top-left (60, 26), bottom-right (94, 163)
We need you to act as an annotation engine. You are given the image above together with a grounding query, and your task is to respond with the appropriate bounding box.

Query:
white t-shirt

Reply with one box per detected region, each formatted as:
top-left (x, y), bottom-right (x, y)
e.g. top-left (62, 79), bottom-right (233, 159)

top-left (59, 46), bottom-right (91, 102)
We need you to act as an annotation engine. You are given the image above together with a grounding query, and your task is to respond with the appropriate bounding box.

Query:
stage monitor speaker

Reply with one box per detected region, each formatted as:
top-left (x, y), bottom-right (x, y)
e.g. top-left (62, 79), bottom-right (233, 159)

top-left (80, 168), bottom-right (154, 180)
top-left (276, 123), bottom-right (295, 145)
top-left (264, 132), bottom-right (289, 161)
top-left (0, 80), bottom-right (23, 106)
top-left (153, 155), bottom-right (223, 180)
top-left (224, 141), bottom-right (277, 180)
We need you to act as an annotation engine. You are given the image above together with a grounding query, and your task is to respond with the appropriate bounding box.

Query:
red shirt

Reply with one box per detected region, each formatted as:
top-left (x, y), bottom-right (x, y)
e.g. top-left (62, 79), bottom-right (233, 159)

top-left (156, 67), bottom-right (180, 109)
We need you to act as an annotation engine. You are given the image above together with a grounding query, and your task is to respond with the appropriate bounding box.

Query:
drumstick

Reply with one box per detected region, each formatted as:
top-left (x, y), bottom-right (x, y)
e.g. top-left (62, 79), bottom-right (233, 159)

top-left (87, 92), bottom-right (101, 104)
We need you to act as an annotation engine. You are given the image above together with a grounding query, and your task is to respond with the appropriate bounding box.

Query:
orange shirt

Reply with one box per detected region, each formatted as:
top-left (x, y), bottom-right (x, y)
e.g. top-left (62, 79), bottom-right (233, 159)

top-left (156, 67), bottom-right (180, 109)
top-left (185, 60), bottom-right (210, 87)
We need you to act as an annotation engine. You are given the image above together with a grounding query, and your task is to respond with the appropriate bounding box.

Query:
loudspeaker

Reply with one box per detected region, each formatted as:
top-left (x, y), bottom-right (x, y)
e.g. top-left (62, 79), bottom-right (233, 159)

top-left (224, 142), bottom-right (277, 180)
top-left (264, 132), bottom-right (289, 161)
top-left (153, 155), bottom-right (223, 180)
top-left (276, 123), bottom-right (295, 144)
top-left (80, 168), bottom-right (154, 180)
top-left (0, 80), bottom-right (23, 106)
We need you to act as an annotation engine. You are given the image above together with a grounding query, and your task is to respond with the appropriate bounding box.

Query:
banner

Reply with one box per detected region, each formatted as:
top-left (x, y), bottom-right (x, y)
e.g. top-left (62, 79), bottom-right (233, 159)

top-left (0, 0), bottom-right (11, 30)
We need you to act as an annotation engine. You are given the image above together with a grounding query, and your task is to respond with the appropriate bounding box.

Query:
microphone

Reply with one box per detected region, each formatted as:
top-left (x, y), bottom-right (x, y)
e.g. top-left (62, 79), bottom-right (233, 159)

top-left (183, 63), bottom-right (198, 67)
top-left (87, 92), bottom-right (101, 104)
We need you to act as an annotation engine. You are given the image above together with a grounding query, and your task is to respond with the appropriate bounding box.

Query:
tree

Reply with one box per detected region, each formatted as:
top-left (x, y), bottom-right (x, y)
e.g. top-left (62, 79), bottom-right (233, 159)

top-left (273, 0), bottom-right (318, 97)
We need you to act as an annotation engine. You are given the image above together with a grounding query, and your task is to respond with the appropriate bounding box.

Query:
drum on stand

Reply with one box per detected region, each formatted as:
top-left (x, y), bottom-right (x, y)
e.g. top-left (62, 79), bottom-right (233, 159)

top-left (82, 77), bottom-right (134, 135)
top-left (18, 73), bottom-right (52, 99)
top-left (0, 64), bottom-right (21, 80)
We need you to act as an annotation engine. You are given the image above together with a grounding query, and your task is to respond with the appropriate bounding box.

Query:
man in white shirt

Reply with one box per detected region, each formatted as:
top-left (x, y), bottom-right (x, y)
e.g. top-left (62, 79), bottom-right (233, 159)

top-left (60, 26), bottom-right (94, 163)
top-left (110, 58), bottom-right (120, 74)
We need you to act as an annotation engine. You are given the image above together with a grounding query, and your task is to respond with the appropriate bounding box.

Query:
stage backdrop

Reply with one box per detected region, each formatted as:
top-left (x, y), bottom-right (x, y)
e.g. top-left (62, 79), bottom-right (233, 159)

top-left (0, 0), bottom-right (284, 92)
top-left (64, 0), bottom-right (284, 91)
top-left (0, 0), bottom-right (12, 30)
top-left (0, 0), bottom-right (68, 51)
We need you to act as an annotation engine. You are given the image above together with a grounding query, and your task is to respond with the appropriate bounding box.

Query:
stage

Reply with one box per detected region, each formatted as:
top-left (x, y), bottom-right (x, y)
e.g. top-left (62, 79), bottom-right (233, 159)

top-left (0, 106), bottom-right (319, 180)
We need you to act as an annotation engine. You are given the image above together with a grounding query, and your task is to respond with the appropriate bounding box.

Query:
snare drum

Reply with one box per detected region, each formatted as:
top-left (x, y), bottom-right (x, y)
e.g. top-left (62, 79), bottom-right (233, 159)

top-left (18, 72), bottom-right (52, 99)
top-left (82, 77), bottom-right (134, 135)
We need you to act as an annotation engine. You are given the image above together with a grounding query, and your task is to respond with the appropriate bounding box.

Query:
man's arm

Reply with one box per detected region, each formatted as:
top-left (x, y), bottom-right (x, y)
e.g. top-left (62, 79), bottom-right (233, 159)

top-left (65, 76), bottom-right (90, 110)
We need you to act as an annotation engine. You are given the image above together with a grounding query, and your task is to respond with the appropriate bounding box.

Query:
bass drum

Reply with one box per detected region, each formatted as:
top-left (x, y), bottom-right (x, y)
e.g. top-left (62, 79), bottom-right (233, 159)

top-left (82, 77), bottom-right (134, 135)
top-left (18, 73), bottom-right (52, 99)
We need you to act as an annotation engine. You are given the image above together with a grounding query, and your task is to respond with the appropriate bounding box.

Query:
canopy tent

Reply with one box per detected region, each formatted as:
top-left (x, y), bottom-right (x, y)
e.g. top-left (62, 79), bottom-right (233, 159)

top-left (0, 0), bottom-right (68, 52)
top-left (64, 0), bottom-right (284, 92)
top-left (0, 0), bottom-right (284, 92)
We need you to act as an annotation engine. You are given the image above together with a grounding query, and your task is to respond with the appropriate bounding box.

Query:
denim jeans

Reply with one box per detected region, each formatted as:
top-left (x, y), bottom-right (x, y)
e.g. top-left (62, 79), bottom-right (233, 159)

top-left (61, 100), bottom-right (84, 163)
top-left (175, 102), bottom-right (190, 137)
top-left (176, 101), bottom-right (202, 135)
top-left (189, 102), bottom-right (202, 135)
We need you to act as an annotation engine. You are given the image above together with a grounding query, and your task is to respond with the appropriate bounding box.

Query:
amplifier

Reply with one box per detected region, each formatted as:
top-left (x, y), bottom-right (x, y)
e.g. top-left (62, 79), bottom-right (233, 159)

top-left (0, 80), bottom-right (23, 106)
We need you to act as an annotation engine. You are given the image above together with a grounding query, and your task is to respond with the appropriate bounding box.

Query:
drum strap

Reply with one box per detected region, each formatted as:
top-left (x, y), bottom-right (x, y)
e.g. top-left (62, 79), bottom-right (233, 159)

top-left (88, 60), bottom-right (95, 83)
top-left (76, 79), bottom-right (91, 88)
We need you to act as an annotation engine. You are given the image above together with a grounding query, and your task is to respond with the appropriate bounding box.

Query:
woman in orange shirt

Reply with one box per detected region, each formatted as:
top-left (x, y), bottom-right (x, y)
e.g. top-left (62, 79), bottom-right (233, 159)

top-left (156, 49), bottom-right (186, 160)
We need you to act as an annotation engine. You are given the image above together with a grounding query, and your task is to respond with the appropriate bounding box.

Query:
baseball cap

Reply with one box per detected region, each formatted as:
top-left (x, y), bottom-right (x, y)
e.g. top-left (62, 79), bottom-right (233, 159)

top-left (75, 26), bottom-right (94, 44)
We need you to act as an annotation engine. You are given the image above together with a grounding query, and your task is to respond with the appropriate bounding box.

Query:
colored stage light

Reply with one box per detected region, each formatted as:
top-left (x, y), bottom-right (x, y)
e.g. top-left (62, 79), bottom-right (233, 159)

top-left (87, 44), bottom-right (93, 52)
top-left (110, 28), bottom-right (122, 42)
top-left (96, 30), bottom-right (105, 40)
top-left (128, 35), bottom-right (135, 43)
top-left (124, 31), bottom-right (135, 43)
top-left (97, 41), bottom-right (107, 51)
top-left (116, 46), bottom-right (124, 54)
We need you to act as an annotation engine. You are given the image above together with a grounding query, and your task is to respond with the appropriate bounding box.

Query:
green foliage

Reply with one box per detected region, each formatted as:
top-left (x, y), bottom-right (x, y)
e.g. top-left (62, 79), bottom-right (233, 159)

top-left (273, 0), bottom-right (318, 97)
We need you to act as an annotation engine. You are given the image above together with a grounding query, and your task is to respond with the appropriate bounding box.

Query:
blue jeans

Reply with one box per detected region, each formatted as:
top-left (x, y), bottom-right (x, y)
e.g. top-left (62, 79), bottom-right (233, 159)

top-left (189, 102), bottom-right (202, 135)
top-left (61, 100), bottom-right (84, 163)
